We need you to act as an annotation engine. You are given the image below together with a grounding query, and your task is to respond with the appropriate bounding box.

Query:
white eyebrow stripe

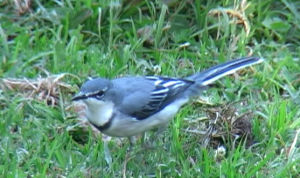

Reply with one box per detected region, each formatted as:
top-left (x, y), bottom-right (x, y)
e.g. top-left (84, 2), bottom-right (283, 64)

top-left (86, 90), bottom-right (102, 96)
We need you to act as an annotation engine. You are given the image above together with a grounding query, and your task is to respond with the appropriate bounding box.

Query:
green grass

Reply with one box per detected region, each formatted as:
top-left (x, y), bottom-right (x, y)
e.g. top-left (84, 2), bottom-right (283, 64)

top-left (1, 0), bottom-right (300, 177)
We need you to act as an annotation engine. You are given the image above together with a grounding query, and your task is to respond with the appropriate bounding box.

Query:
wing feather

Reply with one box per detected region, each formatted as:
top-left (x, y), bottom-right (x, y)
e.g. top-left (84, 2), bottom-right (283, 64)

top-left (131, 76), bottom-right (194, 120)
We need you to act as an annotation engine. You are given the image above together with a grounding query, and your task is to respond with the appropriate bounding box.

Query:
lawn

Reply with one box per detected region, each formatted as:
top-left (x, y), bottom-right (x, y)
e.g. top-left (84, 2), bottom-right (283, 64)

top-left (0, 0), bottom-right (299, 177)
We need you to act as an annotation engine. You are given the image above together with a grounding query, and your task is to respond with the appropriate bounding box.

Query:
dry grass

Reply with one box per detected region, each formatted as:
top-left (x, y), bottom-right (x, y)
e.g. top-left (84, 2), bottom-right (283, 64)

top-left (13, 0), bottom-right (31, 14)
top-left (0, 73), bottom-right (78, 106)
top-left (205, 102), bottom-right (254, 148)
top-left (208, 0), bottom-right (251, 37)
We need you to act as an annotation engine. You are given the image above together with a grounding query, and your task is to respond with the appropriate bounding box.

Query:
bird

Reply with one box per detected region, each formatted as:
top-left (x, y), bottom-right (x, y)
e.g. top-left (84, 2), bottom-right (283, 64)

top-left (72, 56), bottom-right (263, 144)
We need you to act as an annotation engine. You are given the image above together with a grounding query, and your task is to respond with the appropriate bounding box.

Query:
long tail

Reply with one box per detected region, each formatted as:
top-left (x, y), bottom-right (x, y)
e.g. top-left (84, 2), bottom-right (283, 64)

top-left (187, 56), bottom-right (263, 86)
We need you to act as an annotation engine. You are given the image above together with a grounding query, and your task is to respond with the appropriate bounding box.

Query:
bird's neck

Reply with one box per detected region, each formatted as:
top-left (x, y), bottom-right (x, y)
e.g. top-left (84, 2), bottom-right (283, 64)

top-left (86, 100), bottom-right (114, 127)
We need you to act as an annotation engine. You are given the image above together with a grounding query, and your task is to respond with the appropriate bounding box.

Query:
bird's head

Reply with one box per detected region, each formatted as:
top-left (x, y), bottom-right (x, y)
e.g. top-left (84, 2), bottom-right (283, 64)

top-left (72, 78), bottom-right (112, 103)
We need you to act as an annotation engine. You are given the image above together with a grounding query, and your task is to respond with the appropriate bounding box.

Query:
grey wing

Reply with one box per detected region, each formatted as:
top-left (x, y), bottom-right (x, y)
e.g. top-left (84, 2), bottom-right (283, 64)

top-left (115, 76), bottom-right (194, 120)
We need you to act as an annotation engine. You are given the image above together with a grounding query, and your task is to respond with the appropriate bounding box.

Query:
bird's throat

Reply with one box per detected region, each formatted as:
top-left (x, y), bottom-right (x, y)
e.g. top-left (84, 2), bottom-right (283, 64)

top-left (85, 100), bottom-right (114, 127)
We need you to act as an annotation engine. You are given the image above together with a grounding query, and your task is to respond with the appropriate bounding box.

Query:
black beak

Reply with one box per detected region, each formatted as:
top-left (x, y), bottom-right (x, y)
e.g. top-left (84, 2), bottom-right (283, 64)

top-left (72, 92), bottom-right (88, 101)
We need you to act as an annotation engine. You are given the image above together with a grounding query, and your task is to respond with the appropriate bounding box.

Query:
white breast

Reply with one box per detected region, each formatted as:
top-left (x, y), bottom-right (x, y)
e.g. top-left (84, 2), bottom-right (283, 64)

top-left (103, 98), bottom-right (189, 137)
top-left (84, 98), bottom-right (114, 126)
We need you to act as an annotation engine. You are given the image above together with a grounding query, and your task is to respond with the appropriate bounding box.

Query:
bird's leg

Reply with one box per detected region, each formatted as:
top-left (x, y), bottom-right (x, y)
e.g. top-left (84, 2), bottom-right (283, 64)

top-left (152, 123), bottom-right (168, 143)
top-left (127, 136), bottom-right (137, 151)
top-left (103, 141), bottom-right (112, 168)
top-left (141, 132), bottom-right (146, 145)
top-left (142, 124), bottom-right (168, 149)
top-left (128, 136), bottom-right (136, 145)
top-left (156, 124), bottom-right (168, 135)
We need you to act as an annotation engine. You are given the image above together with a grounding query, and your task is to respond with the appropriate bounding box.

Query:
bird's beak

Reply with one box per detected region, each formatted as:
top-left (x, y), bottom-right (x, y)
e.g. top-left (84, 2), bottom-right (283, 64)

top-left (72, 92), bottom-right (88, 101)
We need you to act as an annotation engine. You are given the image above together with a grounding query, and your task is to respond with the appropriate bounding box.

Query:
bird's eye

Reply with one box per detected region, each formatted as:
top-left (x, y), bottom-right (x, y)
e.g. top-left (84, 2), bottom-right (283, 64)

top-left (97, 90), bottom-right (104, 96)
top-left (94, 90), bottom-right (104, 100)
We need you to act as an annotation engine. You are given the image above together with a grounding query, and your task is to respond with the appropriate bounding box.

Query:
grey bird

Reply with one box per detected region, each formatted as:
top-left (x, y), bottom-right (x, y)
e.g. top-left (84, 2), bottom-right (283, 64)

top-left (72, 57), bottom-right (263, 143)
